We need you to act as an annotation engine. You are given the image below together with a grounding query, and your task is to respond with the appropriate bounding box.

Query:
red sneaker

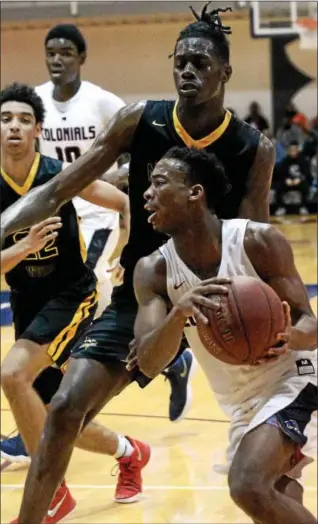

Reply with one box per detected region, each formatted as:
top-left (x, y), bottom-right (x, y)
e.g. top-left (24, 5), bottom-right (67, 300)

top-left (10, 481), bottom-right (76, 524)
top-left (114, 437), bottom-right (151, 503)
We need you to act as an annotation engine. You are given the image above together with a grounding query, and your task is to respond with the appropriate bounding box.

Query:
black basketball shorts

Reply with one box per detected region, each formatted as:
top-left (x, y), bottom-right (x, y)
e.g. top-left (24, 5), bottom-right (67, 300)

top-left (11, 273), bottom-right (98, 369)
top-left (71, 292), bottom-right (188, 388)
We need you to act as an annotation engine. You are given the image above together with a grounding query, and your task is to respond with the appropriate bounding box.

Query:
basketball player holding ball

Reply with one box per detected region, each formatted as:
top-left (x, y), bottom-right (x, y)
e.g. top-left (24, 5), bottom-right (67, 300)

top-left (133, 147), bottom-right (317, 524)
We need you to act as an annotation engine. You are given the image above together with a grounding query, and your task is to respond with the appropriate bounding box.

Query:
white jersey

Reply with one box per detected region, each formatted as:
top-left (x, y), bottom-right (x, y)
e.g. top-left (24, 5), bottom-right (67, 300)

top-left (160, 219), bottom-right (317, 416)
top-left (35, 80), bottom-right (125, 230)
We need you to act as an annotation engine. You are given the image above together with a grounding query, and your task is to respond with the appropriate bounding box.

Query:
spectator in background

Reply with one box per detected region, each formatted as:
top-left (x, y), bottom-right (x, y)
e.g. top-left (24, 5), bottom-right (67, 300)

top-left (274, 141), bottom-right (312, 216)
top-left (244, 101), bottom-right (270, 134)
top-left (285, 101), bottom-right (309, 132)
top-left (276, 109), bottom-right (306, 149)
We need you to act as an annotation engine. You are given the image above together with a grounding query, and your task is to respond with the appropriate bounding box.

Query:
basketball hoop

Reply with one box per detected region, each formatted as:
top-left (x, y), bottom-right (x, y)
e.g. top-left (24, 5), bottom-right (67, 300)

top-left (296, 18), bottom-right (318, 49)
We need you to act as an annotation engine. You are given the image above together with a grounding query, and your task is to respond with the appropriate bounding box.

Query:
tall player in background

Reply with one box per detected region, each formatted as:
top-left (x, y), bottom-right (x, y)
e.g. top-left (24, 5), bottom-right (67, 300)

top-left (36, 23), bottom-right (128, 317)
top-left (1, 24), bottom-right (195, 467)
top-left (133, 146), bottom-right (317, 524)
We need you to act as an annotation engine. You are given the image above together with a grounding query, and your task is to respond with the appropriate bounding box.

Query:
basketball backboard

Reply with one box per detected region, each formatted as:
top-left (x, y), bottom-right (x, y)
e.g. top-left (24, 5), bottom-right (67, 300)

top-left (250, 1), bottom-right (317, 45)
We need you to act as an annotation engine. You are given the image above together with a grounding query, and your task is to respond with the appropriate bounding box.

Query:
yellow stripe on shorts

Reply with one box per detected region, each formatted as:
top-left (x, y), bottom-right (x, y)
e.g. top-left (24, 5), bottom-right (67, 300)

top-left (47, 289), bottom-right (98, 363)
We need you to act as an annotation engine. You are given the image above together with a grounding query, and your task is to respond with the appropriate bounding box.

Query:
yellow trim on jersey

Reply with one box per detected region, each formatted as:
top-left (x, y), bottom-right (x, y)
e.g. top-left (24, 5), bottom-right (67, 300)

top-left (172, 102), bottom-right (231, 149)
top-left (1, 153), bottom-right (41, 196)
top-left (47, 289), bottom-right (99, 363)
top-left (77, 217), bottom-right (87, 263)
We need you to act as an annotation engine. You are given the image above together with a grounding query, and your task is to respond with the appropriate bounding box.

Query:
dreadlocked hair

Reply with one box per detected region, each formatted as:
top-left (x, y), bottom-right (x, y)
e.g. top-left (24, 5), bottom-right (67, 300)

top-left (172, 3), bottom-right (232, 62)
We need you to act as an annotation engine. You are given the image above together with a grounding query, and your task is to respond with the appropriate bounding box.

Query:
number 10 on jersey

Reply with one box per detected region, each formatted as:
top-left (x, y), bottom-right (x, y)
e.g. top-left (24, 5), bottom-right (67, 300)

top-left (55, 146), bottom-right (81, 163)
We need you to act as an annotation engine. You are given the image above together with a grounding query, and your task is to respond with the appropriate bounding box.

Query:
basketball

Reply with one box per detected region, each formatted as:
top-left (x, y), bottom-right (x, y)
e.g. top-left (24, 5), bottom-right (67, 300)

top-left (196, 276), bottom-right (286, 365)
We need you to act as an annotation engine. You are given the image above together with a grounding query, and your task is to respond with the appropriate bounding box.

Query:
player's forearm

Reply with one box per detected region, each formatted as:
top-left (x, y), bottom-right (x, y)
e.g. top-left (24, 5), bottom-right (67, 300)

top-left (0, 182), bottom-right (60, 243)
top-left (1, 240), bottom-right (31, 274)
top-left (81, 180), bottom-right (129, 215)
top-left (136, 307), bottom-right (187, 378)
top-left (290, 314), bottom-right (318, 351)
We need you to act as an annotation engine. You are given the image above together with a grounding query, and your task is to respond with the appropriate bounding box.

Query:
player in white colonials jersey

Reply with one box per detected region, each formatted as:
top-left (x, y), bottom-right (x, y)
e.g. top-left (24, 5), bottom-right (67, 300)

top-left (35, 24), bottom-right (128, 317)
top-left (133, 147), bottom-right (317, 524)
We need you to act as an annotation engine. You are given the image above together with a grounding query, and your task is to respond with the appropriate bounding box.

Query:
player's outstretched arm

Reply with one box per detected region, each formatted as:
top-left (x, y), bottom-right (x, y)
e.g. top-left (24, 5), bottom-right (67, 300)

top-left (133, 253), bottom-right (186, 378)
top-left (239, 134), bottom-right (275, 223)
top-left (0, 101), bottom-right (145, 242)
top-left (246, 223), bottom-right (317, 352)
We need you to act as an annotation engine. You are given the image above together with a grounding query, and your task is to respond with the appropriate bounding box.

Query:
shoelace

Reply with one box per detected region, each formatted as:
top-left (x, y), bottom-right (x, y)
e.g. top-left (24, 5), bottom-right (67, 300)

top-left (111, 459), bottom-right (139, 488)
top-left (111, 463), bottom-right (119, 477)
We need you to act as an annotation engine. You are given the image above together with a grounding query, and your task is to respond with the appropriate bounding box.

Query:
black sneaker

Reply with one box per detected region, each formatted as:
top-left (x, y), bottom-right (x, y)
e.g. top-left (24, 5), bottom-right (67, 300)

top-left (163, 349), bottom-right (197, 422)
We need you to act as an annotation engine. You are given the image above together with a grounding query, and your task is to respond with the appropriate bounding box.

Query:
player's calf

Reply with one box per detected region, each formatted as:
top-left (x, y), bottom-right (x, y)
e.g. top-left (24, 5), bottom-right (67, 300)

top-left (228, 423), bottom-right (317, 524)
top-left (1, 339), bottom-right (52, 456)
top-left (16, 356), bottom-right (149, 523)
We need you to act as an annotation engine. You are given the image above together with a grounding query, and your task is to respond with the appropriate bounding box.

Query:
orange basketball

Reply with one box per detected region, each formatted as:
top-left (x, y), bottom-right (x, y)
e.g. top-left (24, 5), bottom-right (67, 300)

top-left (196, 276), bottom-right (285, 365)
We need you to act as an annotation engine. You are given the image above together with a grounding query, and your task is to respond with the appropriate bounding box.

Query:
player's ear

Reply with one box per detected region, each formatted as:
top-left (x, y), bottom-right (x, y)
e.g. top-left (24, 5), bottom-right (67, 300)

top-left (189, 184), bottom-right (204, 202)
top-left (79, 51), bottom-right (87, 66)
top-left (34, 123), bottom-right (41, 138)
top-left (222, 64), bottom-right (232, 84)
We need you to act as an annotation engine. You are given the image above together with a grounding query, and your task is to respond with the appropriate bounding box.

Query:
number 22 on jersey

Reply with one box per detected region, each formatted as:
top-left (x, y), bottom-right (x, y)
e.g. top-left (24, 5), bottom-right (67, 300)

top-left (13, 229), bottom-right (59, 261)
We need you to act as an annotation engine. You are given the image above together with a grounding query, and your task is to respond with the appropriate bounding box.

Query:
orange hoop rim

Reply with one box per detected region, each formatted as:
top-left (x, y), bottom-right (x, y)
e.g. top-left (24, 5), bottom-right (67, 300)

top-left (296, 17), bottom-right (318, 31)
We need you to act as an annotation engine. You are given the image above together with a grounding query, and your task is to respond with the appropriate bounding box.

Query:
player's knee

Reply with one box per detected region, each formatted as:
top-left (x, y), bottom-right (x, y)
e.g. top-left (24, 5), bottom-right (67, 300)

top-left (228, 463), bottom-right (266, 512)
top-left (50, 390), bottom-right (87, 430)
top-left (1, 362), bottom-right (29, 394)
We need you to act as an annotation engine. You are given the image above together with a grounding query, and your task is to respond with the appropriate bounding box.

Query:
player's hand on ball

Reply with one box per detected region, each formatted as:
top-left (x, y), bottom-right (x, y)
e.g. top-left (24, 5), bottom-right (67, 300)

top-left (175, 277), bottom-right (231, 325)
top-left (24, 217), bottom-right (62, 254)
top-left (254, 302), bottom-right (292, 364)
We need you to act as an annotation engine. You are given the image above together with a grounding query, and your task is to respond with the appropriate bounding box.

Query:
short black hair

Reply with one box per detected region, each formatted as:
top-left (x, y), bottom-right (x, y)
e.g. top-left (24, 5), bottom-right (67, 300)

top-left (45, 24), bottom-right (87, 54)
top-left (173, 3), bottom-right (232, 62)
top-left (0, 82), bottom-right (45, 125)
top-left (163, 146), bottom-right (229, 212)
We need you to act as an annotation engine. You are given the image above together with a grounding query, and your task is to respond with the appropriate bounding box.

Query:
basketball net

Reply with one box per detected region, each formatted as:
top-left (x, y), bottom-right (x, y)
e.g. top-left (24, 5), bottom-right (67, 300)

top-left (296, 18), bottom-right (317, 50)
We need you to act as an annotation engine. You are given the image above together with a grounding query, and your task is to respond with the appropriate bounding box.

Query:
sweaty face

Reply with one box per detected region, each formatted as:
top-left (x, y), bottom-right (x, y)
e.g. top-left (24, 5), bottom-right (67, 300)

top-left (0, 101), bottom-right (40, 157)
top-left (173, 37), bottom-right (229, 105)
top-left (45, 38), bottom-right (83, 85)
top-left (144, 157), bottom-right (193, 234)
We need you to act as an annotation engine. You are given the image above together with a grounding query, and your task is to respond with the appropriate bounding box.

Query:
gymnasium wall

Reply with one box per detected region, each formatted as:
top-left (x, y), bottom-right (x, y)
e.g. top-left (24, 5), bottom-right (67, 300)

top-left (1, 16), bottom-right (317, 121)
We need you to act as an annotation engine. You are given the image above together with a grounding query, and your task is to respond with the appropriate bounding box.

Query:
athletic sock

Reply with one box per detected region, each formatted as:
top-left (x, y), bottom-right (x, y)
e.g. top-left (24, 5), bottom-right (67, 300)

top-left (114, 435), bottom-right (134, 459)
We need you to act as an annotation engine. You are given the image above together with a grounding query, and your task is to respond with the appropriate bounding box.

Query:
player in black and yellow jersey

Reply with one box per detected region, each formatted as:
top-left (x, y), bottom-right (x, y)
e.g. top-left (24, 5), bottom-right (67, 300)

top-left (1, 7), bottom-right (277, 523)
top-left (0, 83), bottom-right (132, 523)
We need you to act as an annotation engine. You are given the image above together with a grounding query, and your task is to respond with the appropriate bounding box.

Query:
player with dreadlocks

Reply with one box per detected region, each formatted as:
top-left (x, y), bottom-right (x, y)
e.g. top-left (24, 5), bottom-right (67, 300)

top-left (3, 5), bottom-right (276, 523)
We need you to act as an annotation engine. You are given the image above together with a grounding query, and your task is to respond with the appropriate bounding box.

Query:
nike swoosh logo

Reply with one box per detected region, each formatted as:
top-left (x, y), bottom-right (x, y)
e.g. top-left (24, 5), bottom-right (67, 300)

top-left (152, 120), bottom-right (166, 127)
top-left (47, 492), bottom-right (67, 518)
top-left (180, 355), bottom-right (188, 378)
top-left (173, 281), bottom-right (185, 290)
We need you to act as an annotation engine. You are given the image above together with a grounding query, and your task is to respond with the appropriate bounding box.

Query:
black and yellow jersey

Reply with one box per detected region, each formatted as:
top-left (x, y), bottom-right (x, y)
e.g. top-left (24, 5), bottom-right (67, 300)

top-left (117, 100), bottom-right (261, 299)
top-left (0, 153), bottom-right (93, 293)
